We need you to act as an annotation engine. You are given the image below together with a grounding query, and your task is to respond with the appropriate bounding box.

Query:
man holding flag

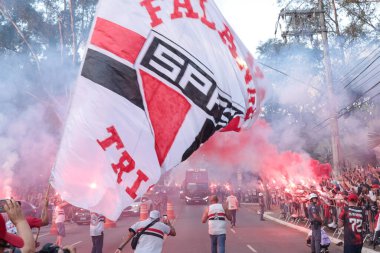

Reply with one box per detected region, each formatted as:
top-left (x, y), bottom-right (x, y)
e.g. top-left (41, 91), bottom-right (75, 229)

top-left (90, 212), bottom-right (105, 253)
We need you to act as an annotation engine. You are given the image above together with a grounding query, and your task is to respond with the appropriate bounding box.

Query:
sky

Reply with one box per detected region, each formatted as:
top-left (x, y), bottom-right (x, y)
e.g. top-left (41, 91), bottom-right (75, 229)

top-left (215, 0), bottom-right (281, 56)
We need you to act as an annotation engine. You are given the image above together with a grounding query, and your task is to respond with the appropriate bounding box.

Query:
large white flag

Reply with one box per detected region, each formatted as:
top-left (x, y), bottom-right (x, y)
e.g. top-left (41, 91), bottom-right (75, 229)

top-left (51, 0), bottom-right (264, 220)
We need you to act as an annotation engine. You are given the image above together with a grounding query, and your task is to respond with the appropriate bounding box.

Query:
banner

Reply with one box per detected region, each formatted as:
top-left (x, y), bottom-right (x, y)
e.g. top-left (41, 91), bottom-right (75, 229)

top-left (51, 0), bottom-right (264, 220)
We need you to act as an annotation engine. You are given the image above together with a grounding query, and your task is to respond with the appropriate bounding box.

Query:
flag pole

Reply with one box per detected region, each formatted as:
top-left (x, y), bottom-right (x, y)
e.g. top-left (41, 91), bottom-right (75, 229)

top-left (116, 236), bottom-right (133, 252)
top-left (35, 183), bottom-right (51, 244)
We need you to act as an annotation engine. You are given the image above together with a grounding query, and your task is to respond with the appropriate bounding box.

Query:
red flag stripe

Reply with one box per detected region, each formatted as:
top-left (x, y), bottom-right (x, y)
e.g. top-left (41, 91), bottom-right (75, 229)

top-left (140, 70), bottom-right (191, 166)
top-left (220, 117), bottom-right (241, 132)
top-left (91, 17), bottom-right (146, 64)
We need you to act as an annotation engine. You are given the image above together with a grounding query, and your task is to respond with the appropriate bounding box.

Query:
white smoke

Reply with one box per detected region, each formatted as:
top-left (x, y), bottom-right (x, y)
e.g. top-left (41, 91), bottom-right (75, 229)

top-left (0, 53), bottom-right (76, 197)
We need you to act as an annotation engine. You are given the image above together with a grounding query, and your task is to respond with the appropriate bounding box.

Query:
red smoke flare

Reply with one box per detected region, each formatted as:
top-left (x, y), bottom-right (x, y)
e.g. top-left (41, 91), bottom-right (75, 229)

top-left (189, 119), bottom-right (331, 183)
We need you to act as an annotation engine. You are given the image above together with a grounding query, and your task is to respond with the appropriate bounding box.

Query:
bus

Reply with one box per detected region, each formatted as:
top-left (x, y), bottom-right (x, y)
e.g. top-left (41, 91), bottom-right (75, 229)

top-left (183, 168), bottom-right (209, 204)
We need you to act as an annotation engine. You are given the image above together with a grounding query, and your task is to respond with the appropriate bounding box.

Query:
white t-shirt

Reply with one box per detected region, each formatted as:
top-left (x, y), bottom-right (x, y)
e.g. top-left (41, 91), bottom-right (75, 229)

top-left (90, 213), bottom-right (105, 236)
top-left (54, 205), bottom-right (65, 223)
top-left (6, 220), bottom-right (17, 234)
top-left (208, 203), bottom-right (227, 235)
top-left (130, 218), bottom-right (171, 253)
top-left (226, 195), bottom-right (238, 210)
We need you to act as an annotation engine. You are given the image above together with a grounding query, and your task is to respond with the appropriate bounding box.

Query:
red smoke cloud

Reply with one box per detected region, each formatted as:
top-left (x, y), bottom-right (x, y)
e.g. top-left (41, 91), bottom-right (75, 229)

top-left (189, 119), bottom-right (331, 184)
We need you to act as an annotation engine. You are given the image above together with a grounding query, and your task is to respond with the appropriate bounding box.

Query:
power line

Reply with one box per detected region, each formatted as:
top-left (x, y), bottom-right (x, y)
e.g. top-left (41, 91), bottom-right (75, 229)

top-left (314, 80), bottom-right (380, 130)
top-left (336, 45), bottom-right (380, 85)
top-left (339, 49), bottom-right (380, 88)
top-left (350, 67), bottom-right (380, 91)
top-left (343, 54), bottom-right (380, 88)
top-left (312, 116), bottom-right (332, 130)
top-left (312, 52), bottom-right (380, 130)
top-left (258, 61), bottom-right (322, 92)
top-left (339, 80), bottom-right (380, 114)
top-left (339, 56), bottom-right (380, 93)
top-left (337, 88), bottom-right (380, 119)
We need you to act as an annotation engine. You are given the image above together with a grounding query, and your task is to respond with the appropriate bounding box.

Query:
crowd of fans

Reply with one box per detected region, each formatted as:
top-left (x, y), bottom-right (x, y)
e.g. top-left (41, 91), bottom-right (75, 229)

top-left (3, 165), bottom-right (380, 252)
top-left (263, 165), bottom-right (380, 247)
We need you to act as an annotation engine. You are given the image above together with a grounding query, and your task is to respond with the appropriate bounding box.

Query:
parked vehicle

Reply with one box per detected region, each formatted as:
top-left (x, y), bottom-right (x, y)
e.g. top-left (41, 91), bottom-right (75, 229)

top-left (122, 197), bottom-right (152, 217)
top-left (72, 208), bottom-right (91, 225)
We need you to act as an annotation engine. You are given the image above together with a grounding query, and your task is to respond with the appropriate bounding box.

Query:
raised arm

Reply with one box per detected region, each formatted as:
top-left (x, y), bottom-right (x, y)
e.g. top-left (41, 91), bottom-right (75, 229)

top-left (5, 199), bottom-right (35, 253)
top-left (164, 219), bottom-right (176, 236)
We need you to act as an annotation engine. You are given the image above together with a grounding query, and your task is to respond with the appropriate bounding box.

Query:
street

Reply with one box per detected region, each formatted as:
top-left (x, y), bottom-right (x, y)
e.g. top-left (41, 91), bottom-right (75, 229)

top-left (36, 197), bottom-right (343, 253)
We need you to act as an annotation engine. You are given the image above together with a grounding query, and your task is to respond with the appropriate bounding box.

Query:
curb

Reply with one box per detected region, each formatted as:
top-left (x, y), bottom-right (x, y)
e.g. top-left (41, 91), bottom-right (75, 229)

top-left (263, 213), bottom-right (311, 234)
top-left (241, 203), bottom-right (259, 206)
top-left (263, 212), bottom-right (378, 253)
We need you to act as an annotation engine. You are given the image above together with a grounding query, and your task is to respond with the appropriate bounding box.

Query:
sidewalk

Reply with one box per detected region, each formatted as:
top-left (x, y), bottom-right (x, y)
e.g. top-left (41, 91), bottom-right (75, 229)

top-left (242, 205), bottom-right (379, 253)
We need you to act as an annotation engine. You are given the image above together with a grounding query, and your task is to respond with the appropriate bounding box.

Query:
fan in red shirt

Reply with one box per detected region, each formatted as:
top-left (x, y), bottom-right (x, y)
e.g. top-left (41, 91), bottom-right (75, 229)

top-left (26, 197), bottom-right (50, 229)
top-left (26, 217), bottom-right (45, 229)
top-left (338, 193), bottom-right (365, 253)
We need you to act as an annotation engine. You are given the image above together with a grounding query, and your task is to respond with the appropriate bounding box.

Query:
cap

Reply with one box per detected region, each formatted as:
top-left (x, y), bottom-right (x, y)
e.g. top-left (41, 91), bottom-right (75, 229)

top-left (0, 214), bottom-right (24, 248)
top-left (347, 193), bottom-right (359, 202)
top-left (309, 193), bottom-right (318, 200)
top-left (149, 210), bottom-right (160, 219)
top-left (258, 193), bottom-right (263, 196)
top-left (372, 184), bottom-right (380, 189)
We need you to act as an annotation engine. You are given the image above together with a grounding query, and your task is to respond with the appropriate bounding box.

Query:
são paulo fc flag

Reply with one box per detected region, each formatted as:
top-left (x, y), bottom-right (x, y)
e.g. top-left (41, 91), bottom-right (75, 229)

top-left (51, 0), bottom-right (264, 220)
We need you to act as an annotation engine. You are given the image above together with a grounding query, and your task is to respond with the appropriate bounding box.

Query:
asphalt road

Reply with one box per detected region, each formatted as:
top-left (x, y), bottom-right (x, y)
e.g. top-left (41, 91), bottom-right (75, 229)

top-left (35, 198), bottom-right (344, 253)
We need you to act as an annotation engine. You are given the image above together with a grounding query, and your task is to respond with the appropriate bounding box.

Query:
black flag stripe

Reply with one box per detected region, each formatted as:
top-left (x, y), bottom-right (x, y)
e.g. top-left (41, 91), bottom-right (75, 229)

top-left (182, 119), bottom-right (216, 161)
top-left (81, 49), bottom-right (144, 110)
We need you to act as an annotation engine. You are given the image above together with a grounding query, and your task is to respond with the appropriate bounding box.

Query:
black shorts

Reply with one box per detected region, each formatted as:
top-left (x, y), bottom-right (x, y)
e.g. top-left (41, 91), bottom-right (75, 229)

top-left (343, 244), bottom-right (362, 253)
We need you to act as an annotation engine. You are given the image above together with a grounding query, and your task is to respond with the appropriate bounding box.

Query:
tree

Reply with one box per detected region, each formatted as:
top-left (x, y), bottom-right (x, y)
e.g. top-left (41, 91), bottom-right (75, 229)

top-left (0, 0), bottom-right (98, 67)
top-left (0, 0), bottom-right (98, 190)
top-left (256, 0), bottom-right (380, 165)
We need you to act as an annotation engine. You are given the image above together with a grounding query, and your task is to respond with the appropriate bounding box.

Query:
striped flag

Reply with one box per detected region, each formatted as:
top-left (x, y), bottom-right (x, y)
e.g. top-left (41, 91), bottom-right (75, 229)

top-left (51, 0), bottom-right (264, 220)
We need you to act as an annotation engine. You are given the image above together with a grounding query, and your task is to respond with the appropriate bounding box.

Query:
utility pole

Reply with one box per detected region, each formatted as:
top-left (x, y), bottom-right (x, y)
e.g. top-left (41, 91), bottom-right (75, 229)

top-left (277, 0), bottom-right (341, 171)
top-left (318, 0), bottom-right (341, 172)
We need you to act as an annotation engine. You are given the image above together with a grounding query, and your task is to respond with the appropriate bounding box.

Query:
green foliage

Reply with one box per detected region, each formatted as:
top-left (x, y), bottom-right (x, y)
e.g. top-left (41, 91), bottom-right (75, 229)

top-left (0, 0), bottom-right (98, 67)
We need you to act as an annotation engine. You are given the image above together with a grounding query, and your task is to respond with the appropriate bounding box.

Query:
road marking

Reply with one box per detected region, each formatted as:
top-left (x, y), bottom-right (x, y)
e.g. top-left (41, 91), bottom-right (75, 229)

top-left (71, 241), bottom-right (82, 247)
top-left (247, 244), bottom-right (257, 253)
top-left (230, 228), bottom-right (236, 233)
top-left (37, 233), bottom-right (49, 238)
